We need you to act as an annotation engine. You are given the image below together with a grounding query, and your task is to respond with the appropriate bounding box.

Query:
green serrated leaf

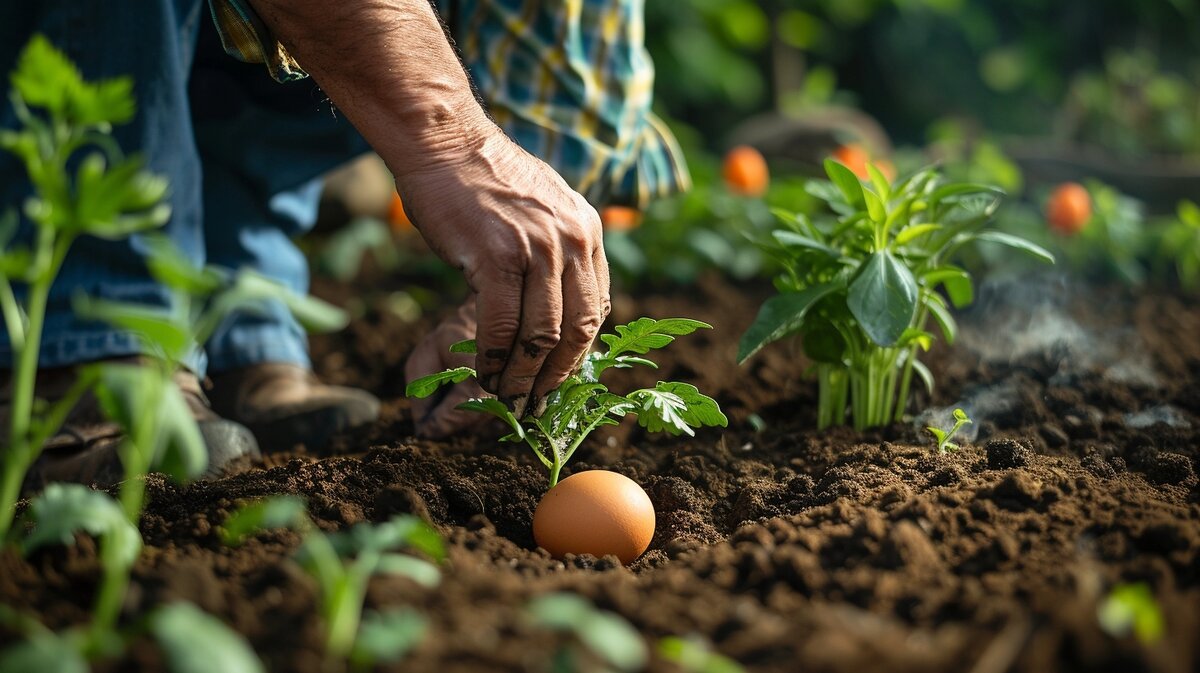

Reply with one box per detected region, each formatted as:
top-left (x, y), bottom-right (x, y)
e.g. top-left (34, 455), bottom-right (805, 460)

top-left (150, 603), bottom-right (265, 673)
top-left (737, 282), bottom-right (840, 362)
top-left (448, 339), bottom-right (477, 354)
top-left (222, 496), bottom-right (308, 546)
top-left (406, 367), bottom-right (476, 398)
top-left (457, 397), bottom-right (524, 439)
top-left (847, 251), bottom-right (918, 347)
top-left (599, 318), bottom-right (712, 358)
top-left (629, 382), bottom-right (727, 437)
top-left (23, 484), bottom-right (142, 568)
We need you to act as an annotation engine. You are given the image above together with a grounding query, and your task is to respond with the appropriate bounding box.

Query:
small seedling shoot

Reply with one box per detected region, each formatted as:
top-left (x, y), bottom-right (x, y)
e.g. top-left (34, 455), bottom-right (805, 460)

top-left (223, 496), bottom-right (441, 666)
top-left (926, 408), bottom-right (972, 454)
top-left (526, 592), bottom-right (648, 673)
top-left (739, 159), bottom-right (1054, 430)
top-left (1097, 583), bottom-right (1166, 646)
top-left (0, 35), bottom-right (170, 537)
top-left (407, 317), bottom-right (728, 488)
top-left (2, 484), bottom-right (264, 671)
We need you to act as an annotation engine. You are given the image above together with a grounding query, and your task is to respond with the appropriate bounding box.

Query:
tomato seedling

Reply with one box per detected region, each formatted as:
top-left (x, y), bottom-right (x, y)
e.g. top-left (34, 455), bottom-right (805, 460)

top-left (407, 318), bottom-right (728, 487)
top-left (0, 484), bottom-right (265, 672)
top-left (739, 160), bottom-right (1053, 430)
top-left (0, 35), bottom-right (170, 538)
top-left (926, 408), bottom-right (972, 454)
top-left (223, 496), bottom-right (440, 667)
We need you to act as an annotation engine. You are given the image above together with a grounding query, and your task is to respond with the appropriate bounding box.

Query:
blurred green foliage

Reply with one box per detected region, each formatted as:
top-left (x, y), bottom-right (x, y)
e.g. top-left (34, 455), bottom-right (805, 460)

top-left (647, 0), bottom-right (1200, 151)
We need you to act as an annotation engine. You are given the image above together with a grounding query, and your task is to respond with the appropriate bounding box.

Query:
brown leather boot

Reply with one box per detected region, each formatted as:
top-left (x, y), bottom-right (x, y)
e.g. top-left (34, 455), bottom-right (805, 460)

top-left (2, 360), bottom-right (260, 492)
top-left (207, 363), bottom-right (380, 452)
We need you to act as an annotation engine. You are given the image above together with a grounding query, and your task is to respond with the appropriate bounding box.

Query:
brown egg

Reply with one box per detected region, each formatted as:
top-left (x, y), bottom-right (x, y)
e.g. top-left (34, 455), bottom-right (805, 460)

top-left (533, 470), bottom-right (655, 564)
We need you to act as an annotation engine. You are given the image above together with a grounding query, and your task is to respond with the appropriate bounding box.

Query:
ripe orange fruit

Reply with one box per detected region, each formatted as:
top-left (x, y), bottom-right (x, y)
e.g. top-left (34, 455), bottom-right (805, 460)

top-left (832, 143), bottom-right (871, 179)
top-left (723, 145), bottom-right (770, 197)
top-left (388, 191), bottom-right (412, 232)
top-left (600, 205), bottom-right (642, 232)
top-left (1045, 182), bottom-right (1092, 235)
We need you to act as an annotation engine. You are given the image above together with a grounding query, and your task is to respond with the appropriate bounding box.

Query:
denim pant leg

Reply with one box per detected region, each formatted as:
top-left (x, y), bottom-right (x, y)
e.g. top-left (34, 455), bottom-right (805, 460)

top-left (189, 21), bottom-right (371, 375)
top-left (0, 1), bottom-right (207, 370)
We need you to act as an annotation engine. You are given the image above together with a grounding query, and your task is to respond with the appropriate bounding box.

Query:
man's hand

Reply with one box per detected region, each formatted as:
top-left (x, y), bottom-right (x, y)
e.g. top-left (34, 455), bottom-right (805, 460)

top-left (405, 299), bottom-right (490, 438)
top-left (244, 0), bottom-right (610, 427)
top-left (397, 132), bottom-right (610, 419)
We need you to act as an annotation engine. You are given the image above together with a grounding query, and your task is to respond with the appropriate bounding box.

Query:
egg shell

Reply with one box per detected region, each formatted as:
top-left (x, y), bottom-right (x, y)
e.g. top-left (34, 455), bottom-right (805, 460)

top-left (533, 470), bottom-right (655, 565)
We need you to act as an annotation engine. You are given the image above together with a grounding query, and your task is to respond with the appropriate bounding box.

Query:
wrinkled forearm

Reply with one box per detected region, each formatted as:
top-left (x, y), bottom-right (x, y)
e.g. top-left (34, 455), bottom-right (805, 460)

top-left (244, 0), bottom-right (493, 176)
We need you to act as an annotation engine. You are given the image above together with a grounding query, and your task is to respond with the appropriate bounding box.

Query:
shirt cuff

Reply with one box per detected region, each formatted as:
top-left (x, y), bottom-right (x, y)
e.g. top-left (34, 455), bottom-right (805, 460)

top-left (207, 0), bottom-right (308, 82)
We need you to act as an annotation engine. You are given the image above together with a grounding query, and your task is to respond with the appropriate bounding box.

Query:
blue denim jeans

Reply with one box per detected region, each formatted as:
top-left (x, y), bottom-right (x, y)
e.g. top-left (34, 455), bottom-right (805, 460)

top-left (0, 1), bottom-right (369, 376)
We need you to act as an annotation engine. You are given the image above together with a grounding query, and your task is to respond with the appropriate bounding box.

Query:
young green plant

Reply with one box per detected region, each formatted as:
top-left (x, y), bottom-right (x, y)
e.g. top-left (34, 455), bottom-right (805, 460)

top-left (0, 483), bottom-right (265, 671)
top-left (739, 160), bottom-right (1053, 430)
top-left (926, 408), bottom-right (972, 454)
top-left (406, 318), bottom-right (728, 487)
top-left (223, 496), bottom-right (441, 668)
top-left (0, 35), bottom-right (171, 538)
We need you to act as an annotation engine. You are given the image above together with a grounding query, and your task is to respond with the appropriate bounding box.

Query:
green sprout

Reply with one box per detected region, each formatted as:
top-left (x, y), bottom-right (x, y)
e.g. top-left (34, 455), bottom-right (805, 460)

top-left (1, 484), bottom-right (265, 671)
top-left (223, 496), bottom-right (440, 667)
top-left (1098, 583), bottom-right (1166, 646)
top-left (926, 408), bottom-right (972, 454)
top-left (739, 160), bottom-right (1053, 430)
top-left (527, 592), bottom-right (647, 673)
top-left (659, 635), bottom-right (745, 673)
top-left (0, 34), bottom-right (170, 538)
top-left (406, 318), bottom-right (728, 488)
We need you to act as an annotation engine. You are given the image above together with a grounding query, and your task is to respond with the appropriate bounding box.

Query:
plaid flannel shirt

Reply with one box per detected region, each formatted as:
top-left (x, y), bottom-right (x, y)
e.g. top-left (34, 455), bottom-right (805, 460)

top-left (208, 0), bottom-right (689, 208)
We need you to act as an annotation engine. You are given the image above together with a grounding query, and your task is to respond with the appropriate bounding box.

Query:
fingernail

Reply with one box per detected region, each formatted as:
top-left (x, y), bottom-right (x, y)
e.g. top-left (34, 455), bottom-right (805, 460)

top-left (533, 396), bottom-right (548, 418)
top-left (482, 375), bottom-right (499, 393)
top-left (512, 394), bottom-right (528, 419)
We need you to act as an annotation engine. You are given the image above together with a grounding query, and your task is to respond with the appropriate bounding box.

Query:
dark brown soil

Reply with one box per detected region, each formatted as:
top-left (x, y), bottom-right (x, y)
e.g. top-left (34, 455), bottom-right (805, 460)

top-left (2, 268), bottom-right (1198, 673)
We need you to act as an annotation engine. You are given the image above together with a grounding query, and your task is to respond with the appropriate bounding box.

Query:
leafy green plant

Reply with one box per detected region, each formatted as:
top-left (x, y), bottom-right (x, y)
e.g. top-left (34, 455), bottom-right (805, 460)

top-left (223, 496), bottom-right (440, 666)
top-left (658, 635), bottom-right (744, 673)
top-left (1097, 583), bottom-right (1166, 645)
top-left (406, 318), bottom-right (728, 487)
top-left (925, 408), bottom-right (971, 454)
top-left (1158, 200), bottom-right (1200, 290)
top-left (739, 160), bottom-right (1053, 430)
top-left (73, 234), bottom-right (346, 523)
top-left (527, 592), bottom-right (647, 673)
top-left (0, 484), bottom-right (264, 671)
top-left (0, 35), bottom-right (170, 538)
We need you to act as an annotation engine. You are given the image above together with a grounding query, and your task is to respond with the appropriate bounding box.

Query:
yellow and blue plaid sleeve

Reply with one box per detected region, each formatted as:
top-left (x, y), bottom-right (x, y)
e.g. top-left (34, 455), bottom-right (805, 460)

top-left (207, 0), bottom-right (689, 207)
top-left (442, 0), bottom-right (690, 208)
top-left (207, 0), bottom-right (306, 82)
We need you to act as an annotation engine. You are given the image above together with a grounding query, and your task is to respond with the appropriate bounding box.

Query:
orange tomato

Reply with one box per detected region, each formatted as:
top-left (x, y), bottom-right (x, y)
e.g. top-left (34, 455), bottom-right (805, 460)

top-left (600, 205), bottom-right (643, 232)
top-left (832, 143), bottom-right (871, 179)
top-left (1045, 182), bottom-right (1092, 235)
top-left (722, 145), bottom-right (770, 197)
top-left (388, 191), bottom-right (412, 232)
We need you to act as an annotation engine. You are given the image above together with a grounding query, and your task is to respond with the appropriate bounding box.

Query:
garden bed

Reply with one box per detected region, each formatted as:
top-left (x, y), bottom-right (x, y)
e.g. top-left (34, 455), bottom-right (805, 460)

top-left (2, 271), bottom-right (1198, 673)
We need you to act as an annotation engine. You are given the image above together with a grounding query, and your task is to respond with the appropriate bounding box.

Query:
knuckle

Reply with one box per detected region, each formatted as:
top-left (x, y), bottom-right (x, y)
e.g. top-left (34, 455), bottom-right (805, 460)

top-left (564, 314), bottom-right (602, 345)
